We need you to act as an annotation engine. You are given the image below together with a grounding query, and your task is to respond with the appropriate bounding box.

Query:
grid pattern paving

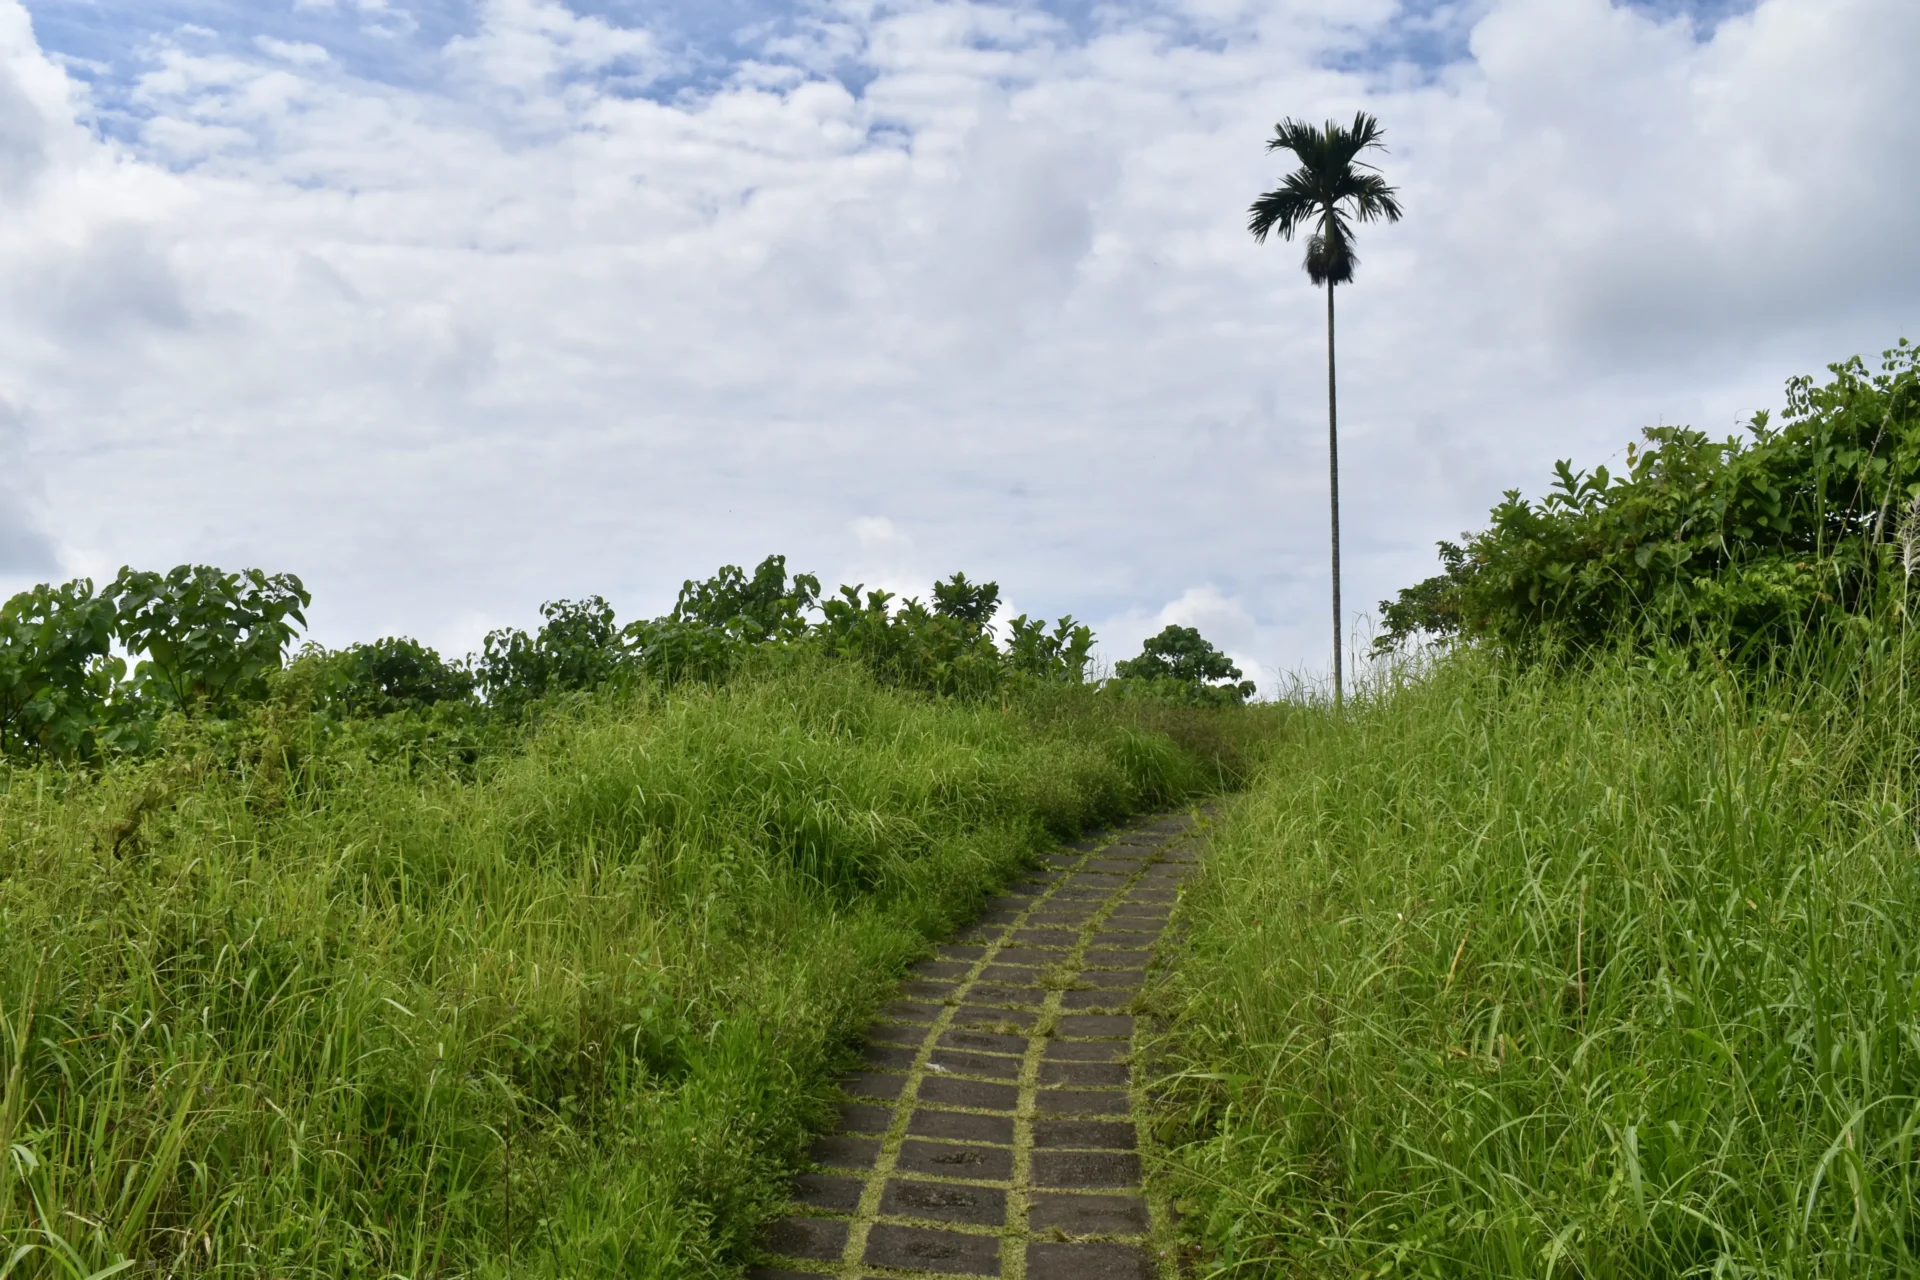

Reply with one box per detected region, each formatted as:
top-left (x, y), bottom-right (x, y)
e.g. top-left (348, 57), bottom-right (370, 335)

top-left (749, 812), bottom-right (1204, 1280)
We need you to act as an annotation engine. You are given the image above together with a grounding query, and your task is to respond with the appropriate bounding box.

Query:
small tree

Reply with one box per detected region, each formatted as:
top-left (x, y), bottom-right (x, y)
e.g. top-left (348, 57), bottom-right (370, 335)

top-left (0, 579), bottom-right (127, 758)
top-left (328, 637), bottom-right (476, 718)
top-left (1113, 625), bottom-right (1257, 704)
top-left (478, 596), bottom-right (624, 708)
top-left (113, 564), bottom-right (310, 714)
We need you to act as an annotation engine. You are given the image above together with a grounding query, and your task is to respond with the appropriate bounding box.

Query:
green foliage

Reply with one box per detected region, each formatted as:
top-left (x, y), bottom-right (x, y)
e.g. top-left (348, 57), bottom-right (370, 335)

top-left (0, 581), bottom-right (128, 760)
top-left (669, 554), bottom-right (821, 642)
top-left (477, 596), bottom-right (625, 709)
top-left (1380, 340), bottom-right (1920, 660)
top-left (930, 571), bottom-right (1000, 628)
top-left (1112, 625), bottom-right (1256, 705)
top-left (322, 637), bottom-right (476, 718)
top-left (0, 661), bottom-right (1252, 1278)
top-left (1155, 637), bottom-right (1920, 1277)
top-left (111, 565), bottom-right (310, 713)
top-left (1005, 613), bottom-right (1095, 683)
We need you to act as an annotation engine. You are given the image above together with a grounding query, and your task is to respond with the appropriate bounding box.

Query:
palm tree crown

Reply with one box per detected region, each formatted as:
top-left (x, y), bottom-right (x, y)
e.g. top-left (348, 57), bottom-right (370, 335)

top-left (1249, 112), bottom-right (1403, 284)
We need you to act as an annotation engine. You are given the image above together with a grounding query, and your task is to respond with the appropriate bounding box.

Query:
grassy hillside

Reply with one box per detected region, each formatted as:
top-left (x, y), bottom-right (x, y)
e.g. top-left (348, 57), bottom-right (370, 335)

top-left (0, 660), bottom-right (1262, 1278)
top-left (1152, 640), bottom-right (1920, 1277)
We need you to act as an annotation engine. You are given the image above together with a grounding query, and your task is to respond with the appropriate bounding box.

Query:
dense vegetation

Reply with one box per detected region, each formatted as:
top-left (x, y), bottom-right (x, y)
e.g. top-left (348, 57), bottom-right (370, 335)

top-left (0, 557), bottom-right (1267, 1278)
top-left (1380, 340), bottom-right (1920, 660)
top-left (1155, 340), bottom-right (1920, 1278)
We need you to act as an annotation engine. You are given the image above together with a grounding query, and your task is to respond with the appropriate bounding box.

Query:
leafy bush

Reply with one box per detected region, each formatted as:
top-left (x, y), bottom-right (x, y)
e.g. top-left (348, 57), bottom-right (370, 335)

top-left (478, 596), bottom-right (625, 709)
top-left (668, 553), bottom-right (820, 642)
top-left (113, 565), bottom-right (310, 712)
top-left (0, 580), bottom-right (128, 760)
top-left (322, 637), bottom-right (476, 718)
top-left (1112, 624), bottom-right (1256, 704)
top-left (1379, 339), bottom-right (1920, 662)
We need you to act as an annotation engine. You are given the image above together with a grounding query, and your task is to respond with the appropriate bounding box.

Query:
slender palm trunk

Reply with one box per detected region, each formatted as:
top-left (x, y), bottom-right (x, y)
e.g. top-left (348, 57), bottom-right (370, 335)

top-left (1326, 279), bottom-right (1343, 709)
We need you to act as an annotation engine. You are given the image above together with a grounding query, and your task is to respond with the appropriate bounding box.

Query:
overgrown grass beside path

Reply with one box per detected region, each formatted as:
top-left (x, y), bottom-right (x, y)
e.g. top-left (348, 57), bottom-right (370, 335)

top-left (0, 660), bottom-right (1264, 1278)
top-left (1153, 642), bottom-right (1920, 1276)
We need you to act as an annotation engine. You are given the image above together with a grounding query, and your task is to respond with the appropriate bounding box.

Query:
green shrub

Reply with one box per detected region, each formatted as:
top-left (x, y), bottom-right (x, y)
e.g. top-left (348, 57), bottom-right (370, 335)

top-left (1380, 339), bottom-right (1920, 663)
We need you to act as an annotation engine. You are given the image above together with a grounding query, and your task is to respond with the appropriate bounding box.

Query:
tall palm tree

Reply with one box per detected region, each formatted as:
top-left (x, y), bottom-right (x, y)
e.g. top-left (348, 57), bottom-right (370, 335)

top-left (1249, 112), bottom-right (1402, 708)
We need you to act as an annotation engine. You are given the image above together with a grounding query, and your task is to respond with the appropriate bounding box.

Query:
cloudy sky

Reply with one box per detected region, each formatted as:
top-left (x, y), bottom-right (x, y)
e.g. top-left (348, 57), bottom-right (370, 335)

top-left (1, 0), bottom-right (1914, 691)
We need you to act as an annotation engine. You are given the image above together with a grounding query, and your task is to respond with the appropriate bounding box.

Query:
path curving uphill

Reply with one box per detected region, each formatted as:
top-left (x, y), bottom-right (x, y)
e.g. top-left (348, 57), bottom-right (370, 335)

top-left (750, 811), bottom-right (1207, 1280)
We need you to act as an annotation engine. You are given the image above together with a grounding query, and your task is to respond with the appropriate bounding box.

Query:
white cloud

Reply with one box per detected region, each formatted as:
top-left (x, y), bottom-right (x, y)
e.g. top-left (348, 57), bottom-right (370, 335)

top-left (255, 37), bottom-right (331, 66)
top-left (0, 0), bottom-right (1913, 682)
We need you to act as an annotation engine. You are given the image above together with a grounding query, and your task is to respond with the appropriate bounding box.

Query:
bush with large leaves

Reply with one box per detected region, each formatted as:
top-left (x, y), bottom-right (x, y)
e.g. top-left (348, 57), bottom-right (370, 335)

top-left (1380, 340), bottom-right (1920, 661)
top-left (113, 565), bottom-right (311, 713)
top-left (0, 579), bottom-right (131, 759)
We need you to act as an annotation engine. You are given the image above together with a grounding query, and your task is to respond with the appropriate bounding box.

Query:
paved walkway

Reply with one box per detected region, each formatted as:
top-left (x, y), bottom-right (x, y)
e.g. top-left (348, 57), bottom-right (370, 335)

top-left (750, 811), bottom-right (1203, 1280)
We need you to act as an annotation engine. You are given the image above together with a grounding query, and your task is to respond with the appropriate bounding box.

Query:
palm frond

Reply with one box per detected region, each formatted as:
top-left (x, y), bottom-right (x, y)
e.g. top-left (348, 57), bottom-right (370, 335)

top-left (1247, 175), bottom-right (1319, 244)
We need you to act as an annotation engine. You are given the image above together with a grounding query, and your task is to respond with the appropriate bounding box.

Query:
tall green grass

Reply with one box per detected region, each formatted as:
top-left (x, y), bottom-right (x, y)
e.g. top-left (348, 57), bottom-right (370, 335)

top-left (0, 661), bottom-right (1255, 1278)
top-left (1155, 639), bottom-right (1920, 1277)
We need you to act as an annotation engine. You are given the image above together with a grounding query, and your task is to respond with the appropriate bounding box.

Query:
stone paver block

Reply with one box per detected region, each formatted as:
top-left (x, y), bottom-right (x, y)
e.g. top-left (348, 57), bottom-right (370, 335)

top-left (978, 904), bottom-right (1027, 924)
top-left (880, 1178), bottom-right (1009, 1227)
top-left (1080, 969), bottom-right (1146, 989)
top-left (1031, 1120), bottom-right (1137, 1150)
top-left (881, 1000), bottom-right (943, 1023)
top-left (1035, 1089), bottom-right (1130, 1117)
top-left (1011, 929), bottom-right (1080, 947)
top-left (955, 924), bottom-right (1007, 945)
top-left (1067, 871), bottom-right (1126, 886)
top-left (865, 1224), bottom-right (1002, 1276)
top-left (835, 1102), bottom-right (894, 1134)
top-left (938, 943), bottom-right (989, 961)
top-left (1059, 990), bottom-right (1128, 1012)
top-left (952, 1006), bottom-right (1039, 1032)
top-left (1029, 1150), bottom-right (1142, 1189)
top-left (991, 946), bottom-right (1058, 965)
top-left (1027, 1191), bottom-right (1150, 1236)
top-left (1030, 910), bottom-right (1098, 927)
top-left (869, 1023), bottom-right (926, 1047)
top-left (968, 984), bottom-right (1046, 1008)
top-left (908, 1109), bottom-right (1016, 1145)
top-left (894, 1139), bottom-right (1014, 1182)
top-left (811, 1135), bottom-right (882, 1169)
top-left (912, 959), bottom-right (974, 980)
top-left (916, 1075), bottom-right (1019, 1112)
top-left (901, 979), bottom-right (960, 1001)
top-left (1089, 931), bottom-right (1150, 947)
top-left (939, 1029), bottom-right (1027, 1055)
top-left (761, 1216), bottom-right (849, 1261)
top-left (745, 1269), bottom-right (828, 1280)
top-left (1124, 889), bottom-right (1176, 904)
top-left (1104, 906), bottom-right (1169, 922)
top-left (1025, 1241), bottom-right (1153, 1279)
top-left (1082, 949), bottom-right (1151, 968)
top-left (1039, 1061), bottom-right (1130, 1088)
top-left (1055, 1014), bottom-right (1133, 1039)
top-left (979, 963), bottom-right (1038, 982)
top-left (1052, 886), bottom-right (1110, 900)
top-left (1043, 1040), bottom-right (1128, 1063)
top-left (792, 1171), bottom-right (865, 1213)
top-left (840, 1071), bottom-right (907, 1101)
top-left (927, 1049), bottom-right (1021, 1080)
top-left (863, 1044), bottom-right (919, 1072)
